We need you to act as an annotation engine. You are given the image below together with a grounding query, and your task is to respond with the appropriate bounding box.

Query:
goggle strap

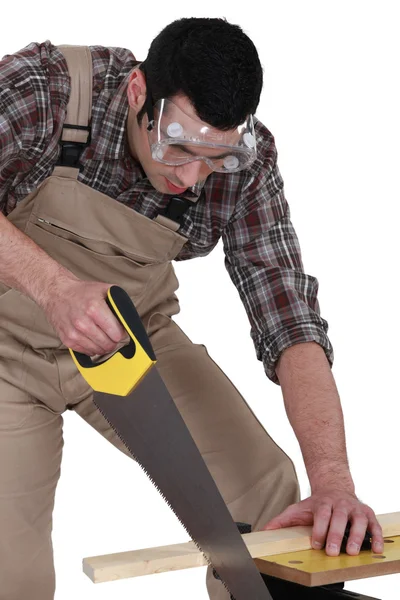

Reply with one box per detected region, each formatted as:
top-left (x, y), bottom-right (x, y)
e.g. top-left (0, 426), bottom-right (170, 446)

top-left (140, 62), bottom-right (155, 131)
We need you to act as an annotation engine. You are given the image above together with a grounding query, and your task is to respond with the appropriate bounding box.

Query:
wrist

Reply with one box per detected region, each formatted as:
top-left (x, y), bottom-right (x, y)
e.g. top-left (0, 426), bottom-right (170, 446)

top-left (309, 464), bottom-right (355, 494)
top-left (32, 263), bottom-right (78, 308)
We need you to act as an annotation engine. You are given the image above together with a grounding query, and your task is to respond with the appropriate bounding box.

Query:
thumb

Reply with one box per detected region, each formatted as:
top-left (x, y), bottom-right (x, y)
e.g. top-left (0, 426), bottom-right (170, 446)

top-left (262, 506), bottom-right (299, 531)
top-left (262, 514), bottom-right (288, 531)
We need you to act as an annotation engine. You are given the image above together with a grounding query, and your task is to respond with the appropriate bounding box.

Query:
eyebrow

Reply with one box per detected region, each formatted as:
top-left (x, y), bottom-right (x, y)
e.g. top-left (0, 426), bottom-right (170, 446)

top-left (171, 144), bottom-right (231, 160)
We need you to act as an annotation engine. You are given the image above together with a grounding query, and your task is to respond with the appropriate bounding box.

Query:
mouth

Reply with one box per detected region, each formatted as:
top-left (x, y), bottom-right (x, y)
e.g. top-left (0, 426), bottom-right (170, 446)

top-left (164, 178), bottom-right (188, 194)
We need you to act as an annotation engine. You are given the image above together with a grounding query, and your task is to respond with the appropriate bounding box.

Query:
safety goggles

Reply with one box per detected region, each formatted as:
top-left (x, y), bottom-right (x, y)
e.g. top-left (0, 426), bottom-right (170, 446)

top-left (146, 98), bottom-right (257, 173)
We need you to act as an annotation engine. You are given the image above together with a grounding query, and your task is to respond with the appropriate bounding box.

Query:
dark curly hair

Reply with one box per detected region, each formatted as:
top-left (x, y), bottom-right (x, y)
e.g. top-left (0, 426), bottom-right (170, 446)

top-left (137, 17), bottom-right (263, 131)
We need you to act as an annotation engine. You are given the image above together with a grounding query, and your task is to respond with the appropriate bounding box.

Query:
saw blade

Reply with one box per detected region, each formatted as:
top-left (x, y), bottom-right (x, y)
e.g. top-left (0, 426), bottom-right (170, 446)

top-left (93, 367), bottom-right (272, 600)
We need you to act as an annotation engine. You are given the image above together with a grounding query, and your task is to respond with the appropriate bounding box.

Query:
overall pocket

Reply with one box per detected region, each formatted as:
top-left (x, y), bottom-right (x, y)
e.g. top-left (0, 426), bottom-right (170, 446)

top-left (24, 217), bottom-right (162, 305)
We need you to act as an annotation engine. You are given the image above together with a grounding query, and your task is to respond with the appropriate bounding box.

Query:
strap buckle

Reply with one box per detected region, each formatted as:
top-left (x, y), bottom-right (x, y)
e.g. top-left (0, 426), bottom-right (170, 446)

top-left (160, 196), bottom-right (193, 226)
top-left (56, 124), bottom-right (92, 170)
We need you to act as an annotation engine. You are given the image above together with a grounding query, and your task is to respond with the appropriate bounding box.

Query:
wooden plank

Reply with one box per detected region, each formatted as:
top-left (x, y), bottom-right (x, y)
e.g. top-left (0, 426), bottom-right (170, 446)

top-left (83, 511), bottom-right (400, 584)
top-left (83, 540), bottom-right (206, 583)
top-left (255, 535), bottom-right (400, 587)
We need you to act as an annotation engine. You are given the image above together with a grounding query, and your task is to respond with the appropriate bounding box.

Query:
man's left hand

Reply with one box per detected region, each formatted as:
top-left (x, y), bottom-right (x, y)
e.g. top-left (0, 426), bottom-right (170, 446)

top-left (262, 488), bottom-right (384, 556)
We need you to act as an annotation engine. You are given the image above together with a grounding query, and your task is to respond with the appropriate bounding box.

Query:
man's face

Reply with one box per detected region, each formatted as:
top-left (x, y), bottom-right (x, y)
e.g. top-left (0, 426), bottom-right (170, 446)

top-left (126, 72), bottom-right (237, 194)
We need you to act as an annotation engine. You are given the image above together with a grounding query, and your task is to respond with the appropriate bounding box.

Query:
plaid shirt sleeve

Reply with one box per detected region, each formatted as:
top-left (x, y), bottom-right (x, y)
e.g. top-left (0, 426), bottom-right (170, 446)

top-left (222, 133), bottom-right (334, 385)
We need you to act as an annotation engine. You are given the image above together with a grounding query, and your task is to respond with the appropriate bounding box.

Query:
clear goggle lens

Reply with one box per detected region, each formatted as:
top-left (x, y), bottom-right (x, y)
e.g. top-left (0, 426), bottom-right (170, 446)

top-left (148, 99), bottom-right (257, 173)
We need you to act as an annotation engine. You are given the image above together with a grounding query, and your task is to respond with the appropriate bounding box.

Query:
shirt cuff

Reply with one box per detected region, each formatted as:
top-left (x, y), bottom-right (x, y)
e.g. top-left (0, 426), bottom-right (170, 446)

top-left (254, 323), bottom-right (335, 385)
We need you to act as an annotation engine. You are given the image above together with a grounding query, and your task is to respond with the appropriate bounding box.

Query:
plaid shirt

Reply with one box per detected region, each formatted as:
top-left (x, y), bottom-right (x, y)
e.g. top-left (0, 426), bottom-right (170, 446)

top-left (0, 41), bottom-right (334, 384)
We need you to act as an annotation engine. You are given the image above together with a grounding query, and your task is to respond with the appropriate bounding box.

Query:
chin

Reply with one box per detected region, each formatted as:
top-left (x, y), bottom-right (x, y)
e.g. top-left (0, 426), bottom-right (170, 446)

top-left (158, 174), bottom-right (177, 195)
top-left (144, 174), bottom-right (165, 194)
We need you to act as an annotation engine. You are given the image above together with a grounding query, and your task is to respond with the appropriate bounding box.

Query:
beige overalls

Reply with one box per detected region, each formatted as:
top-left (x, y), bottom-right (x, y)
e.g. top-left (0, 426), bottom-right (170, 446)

top-left (0, 46), bottom-right (300, 600)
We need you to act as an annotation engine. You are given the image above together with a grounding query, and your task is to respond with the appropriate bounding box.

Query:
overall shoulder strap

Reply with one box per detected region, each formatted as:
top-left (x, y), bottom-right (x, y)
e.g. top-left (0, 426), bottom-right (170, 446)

top-left (53, 46), bottom-right (193, 234)
top-left (53, 45), bottom-right (93, 178)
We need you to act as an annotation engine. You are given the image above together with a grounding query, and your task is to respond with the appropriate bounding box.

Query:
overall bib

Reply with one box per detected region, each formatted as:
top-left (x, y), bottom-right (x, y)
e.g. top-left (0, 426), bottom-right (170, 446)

top-left (0, 46), bottom-right (300, 600)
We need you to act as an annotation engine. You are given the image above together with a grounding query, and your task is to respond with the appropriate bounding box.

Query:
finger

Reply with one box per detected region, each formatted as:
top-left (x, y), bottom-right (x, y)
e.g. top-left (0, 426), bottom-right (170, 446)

top-left (366, 510), bottom-right (384, 554)
top-left (95, 301), bottom-right (127, 342)
top-left (68, 337), bottom-right (105, 357)
top-left (325, 506), bottom-right (349, 556)
top-left (345, 511), bottom-right (369, 555)
top-left (311, 501), bottom-right (333, 551)
top-left (62, 324), bottom-right (104, 356)
top-left (73, 316), bottom-right (118, 354)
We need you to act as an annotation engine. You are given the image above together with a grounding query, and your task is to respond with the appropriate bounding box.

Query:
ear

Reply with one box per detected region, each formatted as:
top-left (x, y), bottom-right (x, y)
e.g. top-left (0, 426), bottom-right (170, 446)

top-left (126, 67), bottom-right (147, 113)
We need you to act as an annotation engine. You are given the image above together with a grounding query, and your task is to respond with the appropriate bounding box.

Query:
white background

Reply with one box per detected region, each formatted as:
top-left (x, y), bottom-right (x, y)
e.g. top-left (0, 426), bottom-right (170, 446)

top-left (1, 1), bottom-right (399, 598)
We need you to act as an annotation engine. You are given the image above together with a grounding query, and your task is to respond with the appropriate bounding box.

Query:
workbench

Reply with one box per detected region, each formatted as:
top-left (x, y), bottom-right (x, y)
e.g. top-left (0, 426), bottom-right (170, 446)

top-left (83, 511), bottom-right (400, 598)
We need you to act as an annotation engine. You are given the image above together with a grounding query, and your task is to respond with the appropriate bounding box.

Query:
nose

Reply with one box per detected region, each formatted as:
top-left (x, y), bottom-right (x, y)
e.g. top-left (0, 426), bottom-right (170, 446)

top-left (174, 160), bottom-right (206, 188)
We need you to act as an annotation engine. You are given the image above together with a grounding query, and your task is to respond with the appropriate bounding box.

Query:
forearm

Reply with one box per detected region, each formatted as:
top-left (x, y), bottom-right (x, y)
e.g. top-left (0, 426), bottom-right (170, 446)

top-left (0, 212), bottom-right (76, 304)
top-left (275, 341), bottom-right (355, 493)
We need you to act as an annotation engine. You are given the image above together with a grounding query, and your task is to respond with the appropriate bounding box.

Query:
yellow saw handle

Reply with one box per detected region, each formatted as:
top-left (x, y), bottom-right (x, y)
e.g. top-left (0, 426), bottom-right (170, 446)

top-left (69, 286), bottom-right (157, 396)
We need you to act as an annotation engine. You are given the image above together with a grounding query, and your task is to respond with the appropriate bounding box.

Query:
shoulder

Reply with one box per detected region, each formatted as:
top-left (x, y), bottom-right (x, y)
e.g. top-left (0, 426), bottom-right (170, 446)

top-left (231, 119), bottom-right (283, 206)
top-left (0, 41), bottom-right (70, 139)
top-left (201, 118), bottom-right (281, 198)
top-left (89, 45), bottom-right (138, 93)
top-left (247, 118), bottom-right (279, 179)
top-left (0, 41), bottom-right (137, 100)
top-left (0, 41), bottom-right (69, 94)
top-left (219, 118), bottom-right (280, 202)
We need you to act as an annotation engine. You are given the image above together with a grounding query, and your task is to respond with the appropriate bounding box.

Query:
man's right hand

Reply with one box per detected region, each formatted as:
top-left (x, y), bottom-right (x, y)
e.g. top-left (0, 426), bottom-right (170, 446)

top-left (39, 277), bottom-right (128, 356)
top-left (0, 214), bottom-right (129, 356)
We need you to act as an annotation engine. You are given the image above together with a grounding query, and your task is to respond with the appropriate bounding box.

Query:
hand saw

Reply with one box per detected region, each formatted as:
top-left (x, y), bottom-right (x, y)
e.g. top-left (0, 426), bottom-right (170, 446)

top-left (69, 285), bottom-right (272, 600)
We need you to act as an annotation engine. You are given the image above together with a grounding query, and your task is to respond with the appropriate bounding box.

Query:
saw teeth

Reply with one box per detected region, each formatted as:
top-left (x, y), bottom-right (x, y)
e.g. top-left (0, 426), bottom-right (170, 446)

top-left (93, 400), bottom-right (232, 596)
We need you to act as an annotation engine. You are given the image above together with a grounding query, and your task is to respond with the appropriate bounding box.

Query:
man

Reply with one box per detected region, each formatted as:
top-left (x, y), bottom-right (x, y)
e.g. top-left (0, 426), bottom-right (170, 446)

top-left (0, 17), bottom-right (383, 600)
